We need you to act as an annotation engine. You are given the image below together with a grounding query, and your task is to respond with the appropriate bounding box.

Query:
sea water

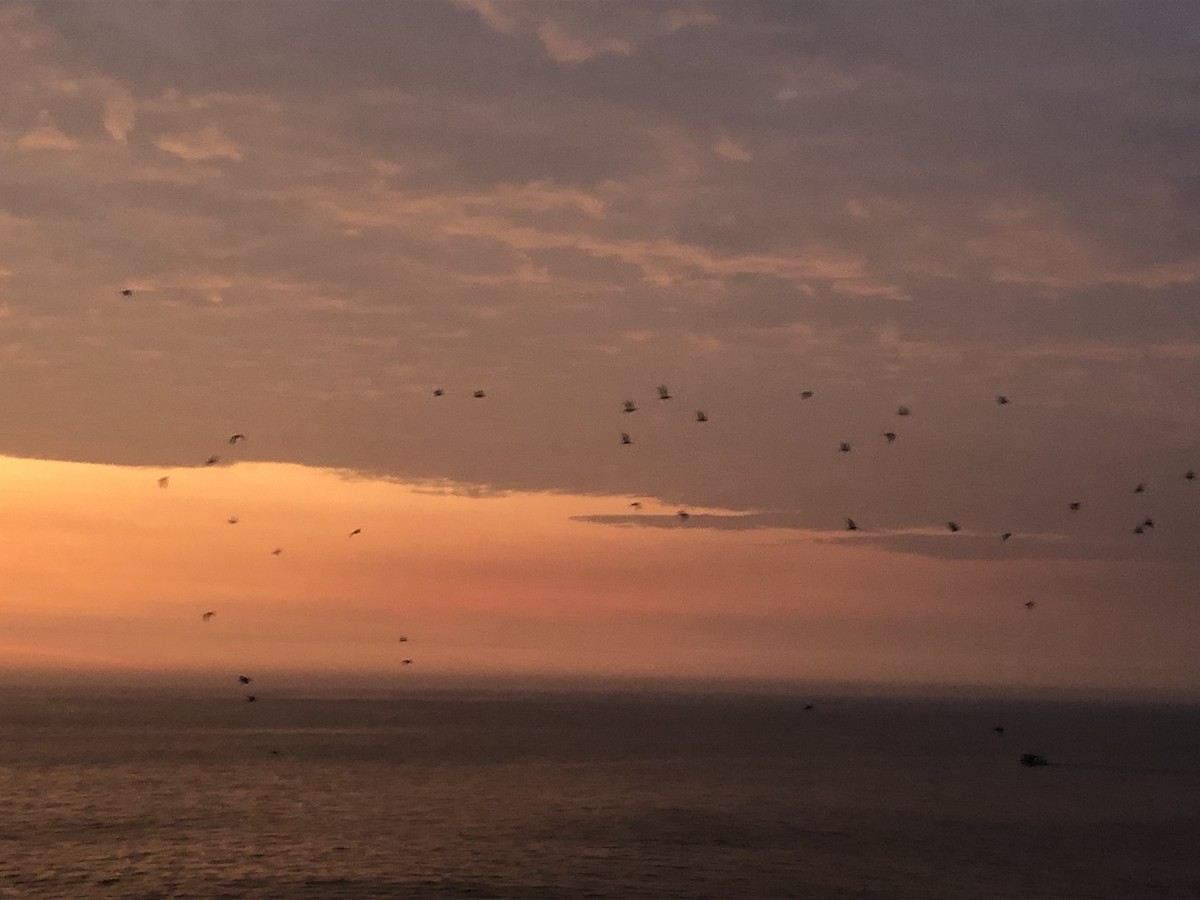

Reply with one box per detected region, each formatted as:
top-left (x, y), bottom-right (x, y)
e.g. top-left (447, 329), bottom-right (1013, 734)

top-left (1, 687), bottom-right (1198, 898)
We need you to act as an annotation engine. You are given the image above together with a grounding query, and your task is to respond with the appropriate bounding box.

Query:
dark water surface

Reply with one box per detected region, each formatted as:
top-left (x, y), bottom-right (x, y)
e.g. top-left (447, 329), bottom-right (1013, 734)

top-left (1, 689), bottom-right (1198, 898)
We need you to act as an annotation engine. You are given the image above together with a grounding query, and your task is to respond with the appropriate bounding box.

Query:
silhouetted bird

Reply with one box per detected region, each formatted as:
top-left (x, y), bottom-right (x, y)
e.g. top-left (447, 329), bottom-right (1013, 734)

top-left (800, 390), bottom-right (814, 400)
top-left (158, 476), bottom-right (170, 488)
top-left (1187, 470), bottom-right (1196, 481)
top-left (245, 695), bottom-right (257, 702)
top-left (202, 611), bottom-right (215, 621)
top-left (1068, 502), bottom-right (1081, 511)
top-left (349, 528), bottom-right (362, 537)
top-left (947, 521), bottom-right (961, 532)
top-left (838, 442), bottom-right (851, 453)
top-left (227, 516), bottom-right (239, 525)
top-left (804, 704), bottom-right (814, 711)
top-left (1134, 525), bottom-right (1145, 535)
top-left (237, 675), bottom-right (251, 684)
top-left (657, 385), bottom-right (671, 400)
top-left (897, 405), bottom-right (910, 416)
top-left (204, 455), bottom-right (219, 466)
top-left (271, 548), bottom-right (282, 556)
top-left (695, 410), bottom-right (708, 422)
top-left (621, 432), bottom-right (632, 445)
top-left (433, 388), bottom-right (444, 396)
top-left (1001, 532), bottom-right (1013, 541)
top-left (623, 400), bottom-right (638, 413)
top-left (630, 501), bottom-right (642, 510)
top-left (677, 510), bottom-right (690, 523)
top-left (846, 518), bottom-right (858, 531)
top-left (997, 395), bottom-right (1010, 405)
top-left (401, 659), bottom-right (413, 666)
top-left (1134, 483), bottom-right (1146, 494)
top-left (1024, 601), bottom-right (1035, 609)
top-left (884, 432), bottom-right (897, 443)
top-left (994, 725), bottom-right (1005, 735)
top-left (228, 434), bottom-right (246, 445)
top-left (398, 636), bottom-right (408, 643)
top-left (1142, 517), bottom-right (1155, 529)
top-left (120, 289), bottom-right (133, 297)
top-left (473, 390), bottom-right (486, 398)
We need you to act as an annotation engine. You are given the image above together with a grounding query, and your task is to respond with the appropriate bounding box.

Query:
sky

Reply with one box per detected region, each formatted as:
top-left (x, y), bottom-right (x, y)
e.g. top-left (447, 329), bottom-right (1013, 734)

top-left (1, 1), bottom-right (1199, 695)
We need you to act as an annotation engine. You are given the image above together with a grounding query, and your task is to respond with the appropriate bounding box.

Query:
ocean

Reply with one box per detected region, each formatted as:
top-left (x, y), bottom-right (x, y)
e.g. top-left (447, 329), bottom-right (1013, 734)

top-left (1, 686), bottom-right (1198, 898)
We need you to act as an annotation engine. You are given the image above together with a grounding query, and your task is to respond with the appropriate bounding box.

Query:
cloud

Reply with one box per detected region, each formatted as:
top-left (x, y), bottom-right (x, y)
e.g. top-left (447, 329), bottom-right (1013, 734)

top-left (153, 125), bottom-right (241, 161)
top-left (102, 88), bottom-right (136, 144)
top-left (15, 110), bottom-right (77, 151)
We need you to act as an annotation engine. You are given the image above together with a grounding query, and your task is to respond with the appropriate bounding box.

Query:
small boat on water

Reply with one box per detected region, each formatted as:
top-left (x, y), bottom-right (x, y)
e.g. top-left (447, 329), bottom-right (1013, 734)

top-left (1020, 753), bottom-right (1049, 767)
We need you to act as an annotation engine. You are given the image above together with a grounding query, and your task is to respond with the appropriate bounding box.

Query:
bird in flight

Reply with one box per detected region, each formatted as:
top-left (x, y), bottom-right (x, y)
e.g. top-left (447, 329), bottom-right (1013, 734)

top-left (657, 385), bottom-right (672, 400)
top-left (897, 405), bottom-right (911, 417)
top-left (695, 410), bottom-right (708, 422)
top-left (227, 516), bottom-right (239, 525)
top-left (473, 390), bottom-right (486, 398)
top-left (630, 501), bottom-right (642, 510)
top-left (1024, 600), bottom-right (1035, 610)
top-left (1142, 517), bottom-right (1155, 529)
top-left (237, 675), bottom-right (252, 684)
top-left (433, 388), bottom-right (444, 397)
top-left (993, 725), bottom-right (1005, 735)
top-left (204, 455), bottom-right (220, 466)
top-left (846, 518), bottom-right (859, 531)
top-left (947, 521), bottom-right (961, 533)
top-left (1134, 483), bottom-right (1146, 494)
top-left (838, 442), bottom-right (851, 453)
top-left (401, 659), bottom-right (414, 666)
top-left (398, 636), bottom-right (408, 643)
top-left (158, 476), bottom-right (170, 488)
top-left (1001, 532), bottom-right (1013, 541)
top-left (349, 528), bottom-right (362, 538)
top-left (621, 432), bottom-right (632, 445)
top-left (1187, 470), bottom-right (1196, 481)
top-left (245, 695), bottom-right (257, 703)
top-left (800, 390), bottom-right (814, 400)
top-left (623, 400), bottom-right (638, 413)
top-left (997, 395), bottom-right (1010, 405)
top-left (271, 548), bottom-right (282, 556)
top-left (202, 611), bottom-right (216, 621)
top-left (229, 434), bottom-right (246, 445)
top-left (120, 288), bottom-right (133, 297)
top-left (884, 432), bottom-right (897, 444)
top-left (1068, 502), bottom-right (1081, 511)
top-left (1134, 525), bottom-right (1145, 535)
top-left (677, 510), bottom-right (690, 523)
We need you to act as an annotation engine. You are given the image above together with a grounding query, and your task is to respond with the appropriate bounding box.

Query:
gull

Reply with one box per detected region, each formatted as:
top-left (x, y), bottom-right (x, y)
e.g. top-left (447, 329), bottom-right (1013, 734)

top-left (473, 389), bottom-right (486, 398)
top-left (158, 476), bottom-right (170, 488)
top-left (227, 516), bottom-right (239, 525)
top-left (695, 410), bottom-right (708, 422)
top-left (433, 388), bottom-right (444, 397)
top-left (398, 636), bottom-right (408, 643)
top-left (1187, 470), bottom-right (1196, 481)
top-left (947, 521), bottom-right (961, 533)
top-left (228, 434), bottom-right (246, 445)
top-left (623, 400), bottom-right (638, 413)
top-left (1025, 601), bottom-right (1035, 610)
top-left (238, 675), bottom-right (252, 684)
top-left (1068, 502), bottom-right (1081, 511)
top-left (120, 288), bottom-right (133, 297)
top-left (997, 395), bottom-right (1010, 405)
top-left (202, 611), bottom-right (215, 621)
top-left (1134, 483), bottom-right (1146, 494)
top-left (838, 442), bottom-right (851, 453)
top-left (401, 659), bottom-right (414, 666)
top-left (657, 385), bottom-right (672, 400)
top-left (271, 548), bottom-right (282, 556)
top-left (349, 528), bottom-right (362, 538)
top-left (897, 405), bottom-right (911, 417)
top-left (800, 390), bottom-right (814, 400)
top-left (1001, 532), bottom-right (1013, 541)
top-left (204, 455), bottom-right (220, 466)
top-left (846, 518), bottom-right (859, 531)
top-left (621, 432), bottom-right (632, 445)
top-left (884, 432), bottom-right (897, 444)
top-left (677, 510), bottom-right (690, 523)
top-left (630, 501), bottom-right (642, 510)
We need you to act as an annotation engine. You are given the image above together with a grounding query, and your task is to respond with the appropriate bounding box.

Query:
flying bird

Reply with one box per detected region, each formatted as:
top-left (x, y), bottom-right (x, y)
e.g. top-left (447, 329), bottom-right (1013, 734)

top-left (1068, 502), bottom-right (1081, 511)
top-left (227, 516), bottom-right (239, 525)
top-left (202, 611), bottom-right (215, 621)
top-left (621, 432), bottom-right (632, 445)
top-left (947, 521), bottom-right (961, 533)
top-left (630, 501), bottom-right (642, 510)
top-left (897, 405), bottom-right (911, 416)
top-left (695, 410), bottom-right (708, 422)
top-left (237, 675), bottom-right (252, 684)
top-left (245, 695), bottom-right (257, 703)
top-left (657, 385), bottom-right (672, 401)
top-left (271, 548), bottom-right (282, 556)
top-left (623, 400), bottom-right (638, 413)
top-left (433, 388), bottom-right (444, 396)
top-left (884, 432), bottom-right (897, 443)
top-left (677, 510), bottom-right (690, 523)
top-left (1134, 482), bottom-right (1146, 494)
top-left (401, 659), bottom-right (414, 666)
top-left (398, 636), bottom-right (408, 643)
top-left (1024, 601), bottom-right (1035, 610)
top-left (120, 288), bottom-right (133, 297)
top-left (994, 725), bottom-right (1005, 735)
top-left (997, 395), bottom-right (1010, 405)
top-left (800, 390), bottom-right (814, 400)
top-left (803, 704), bottom-right (815, 711)
top-left (1134, 525), bottom-right (1145, 535)
top-left (838, 442), bottom-right (851, 453)
top-left (846, 518), bottom-right (859, 531)
top-left (1142, 517), bottom-right (1155, 529)
top-left (349, 528), bottom-right (362, 537)
top-left (473, 390), bottom-right (486, 398)
top-left (228, 434), bottom-right (246, 445)
top-left (158, 476), bottom-right (170, 488)
top-left (1001, 532), bottom-right (1013, 541)
top-left (204, 455), bottom-right (220, 466)
top-left (1186, 470), bottom-right (1196, 481)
